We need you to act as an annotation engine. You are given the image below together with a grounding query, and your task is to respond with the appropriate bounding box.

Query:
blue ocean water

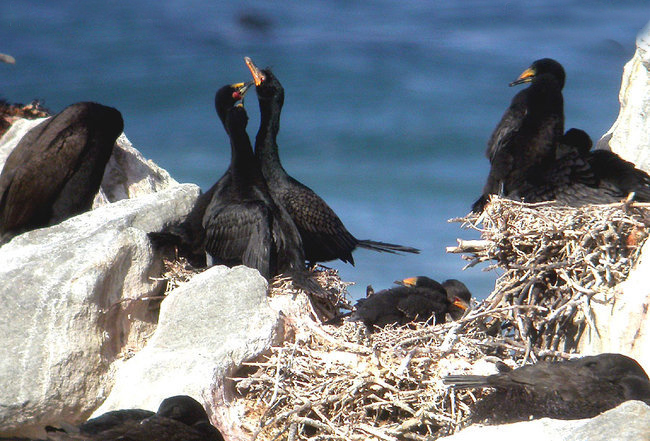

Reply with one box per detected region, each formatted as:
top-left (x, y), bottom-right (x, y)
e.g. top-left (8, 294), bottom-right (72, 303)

top-left (1, 1), bottom-right (647, 299)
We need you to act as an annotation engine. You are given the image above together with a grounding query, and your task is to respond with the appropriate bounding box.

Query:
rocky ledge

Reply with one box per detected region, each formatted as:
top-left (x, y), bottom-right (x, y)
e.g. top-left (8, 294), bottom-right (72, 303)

top-left (1, 23), bottom-right (650, 441)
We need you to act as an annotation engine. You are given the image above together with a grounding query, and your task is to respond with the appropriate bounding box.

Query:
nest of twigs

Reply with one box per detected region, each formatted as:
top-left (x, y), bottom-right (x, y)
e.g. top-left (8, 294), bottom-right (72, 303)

top-left (448, 197), bottom-right (650, 353)
top-left (230, 196), bottom-right (649, 441)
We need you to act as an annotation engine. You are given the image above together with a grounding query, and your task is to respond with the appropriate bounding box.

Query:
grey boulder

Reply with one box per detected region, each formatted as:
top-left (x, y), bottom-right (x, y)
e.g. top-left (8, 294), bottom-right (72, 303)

top-left (0, 183), bottom-right (200, 438)
top-left (438, 400), bottom-right (650, 441)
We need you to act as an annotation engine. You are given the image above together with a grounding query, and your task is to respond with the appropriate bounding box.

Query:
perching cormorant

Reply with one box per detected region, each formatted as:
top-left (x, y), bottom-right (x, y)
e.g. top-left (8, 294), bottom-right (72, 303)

top-left (473, 58), bottom-right (566, 212)
top-left (555, 128), bottom-right (650, 203)
top-left (504, 127), bottom-right (621, 206)
top-left (443, 353), bottom-right (650, 423)
top-left (0, 102), bottom-right (123, 244)
top-left (46, 395), bottom-right (224, 441)
top-left (201, 85), bottom-right (305, 279)
top-left (562, 128), bottom-right (650, 201)
top-left (244, 57), bottom-right (420, 265)
top-left (350, 276), bottom-right (470, 331)
top-left (152, 82), bottom-right (252, 264)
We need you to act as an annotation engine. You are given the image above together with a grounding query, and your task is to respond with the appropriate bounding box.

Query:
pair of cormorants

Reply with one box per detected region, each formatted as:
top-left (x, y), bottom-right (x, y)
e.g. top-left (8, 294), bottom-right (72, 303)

top-left (199, 81), bottom-right (305, 279)
top-left (0, 102), bottom-right (123, 244)
top-left (444, 353), bottom-right (650, 423)
top-left (349, 276), bottom-right (471, 331)
top-left (198, 57), bottom-right (419, 279)
top-left (473, 58), bottom-right (650, 212)
top-left (46, 395), bottom-right (223, 441)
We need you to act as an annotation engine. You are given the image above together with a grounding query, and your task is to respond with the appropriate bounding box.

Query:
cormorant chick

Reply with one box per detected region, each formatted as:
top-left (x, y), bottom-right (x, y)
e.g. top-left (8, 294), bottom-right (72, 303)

top-left (201, 86), bottom-right (305, 279)
top-left (0, 102), bottom-right (123, 244)
top-left (46, 395), bottom-right (224, 441)
top-left (473, 59), bottom-right (566, 212)
top-left (350, 276), bottom-right (471, 332)
top-left (244, 57), bottom-right (420, 265)
top-left (443, 353), bottom-right (650, 423)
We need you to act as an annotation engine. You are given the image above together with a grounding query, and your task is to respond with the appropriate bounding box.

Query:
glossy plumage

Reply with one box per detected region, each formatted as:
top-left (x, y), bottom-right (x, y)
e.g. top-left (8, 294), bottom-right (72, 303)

top-left (0, 102), bottom-right (123, 243)
top-left (245, 57), bottom-right (419, 264)
top-left (201, 85), bottom-right (304, 279)
top-left (473, 59), bottom-right (566, 212)
top-left (472, 59), bottom-right (650, 211)
top-left (443, 353), bottom-right (650, 423)
top-left (350, 276), bottom-right (471, 331)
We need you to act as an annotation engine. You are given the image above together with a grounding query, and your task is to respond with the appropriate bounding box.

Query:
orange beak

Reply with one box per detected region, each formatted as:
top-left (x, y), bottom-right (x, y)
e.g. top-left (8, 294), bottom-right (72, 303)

top-left (452, 297), bottom-right (469, 310)
top-left (398, 277), bottom-right (418, 287)
top-left (245, 56), bottom-right (266, 86)
top-left (509, 67), bottom-right (536, 87)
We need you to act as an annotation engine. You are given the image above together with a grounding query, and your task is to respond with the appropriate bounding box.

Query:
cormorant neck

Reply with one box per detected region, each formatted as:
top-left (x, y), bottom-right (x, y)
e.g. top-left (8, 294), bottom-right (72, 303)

top-left (228, 122), bottom-right (258, 180)
top-left (255, 95), bottom-right (287, 177)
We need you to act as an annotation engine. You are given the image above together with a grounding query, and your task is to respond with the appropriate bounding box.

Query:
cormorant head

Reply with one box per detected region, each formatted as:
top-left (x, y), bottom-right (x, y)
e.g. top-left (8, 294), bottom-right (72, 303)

top-left (397, 276), bottom-right (471, 318)
top-left (214, 82), bottom-right (253, 124)
top-left (509, 58), bottom-right (565, 90)
top-left (442, 279), bottom-right (472, 318)
top-left (244, 56), bottom-right (284, 106)
top-left (561, 128), bottom-right (592, 156)
top-left (156, 395), bottom-right (211, 426)
top-left (577, 353), bottom-right (649, 382)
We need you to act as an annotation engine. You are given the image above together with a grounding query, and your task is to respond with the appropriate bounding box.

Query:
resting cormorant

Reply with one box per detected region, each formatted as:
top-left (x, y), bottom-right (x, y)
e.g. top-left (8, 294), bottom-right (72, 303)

top-left (443, 353), bottom-right (650, 423)
top-left (350, 276), bottom-right (470, 331)
top-left (554, 128), bottom-right (650, 203)
top-left (244, 57), bottom-right (420, 265)
top-left (506, 128), bottom-right (620, 206)
top-left (46, 395), bottom-right (224, 441)
top-left (562, 128), bottom-right (650, 201)
top-left (473, 58), bottom-right (566, 212)
top-left (0, 102), bottom-right (123, 244)
top-left (201, 84), bottom-right (305, 279)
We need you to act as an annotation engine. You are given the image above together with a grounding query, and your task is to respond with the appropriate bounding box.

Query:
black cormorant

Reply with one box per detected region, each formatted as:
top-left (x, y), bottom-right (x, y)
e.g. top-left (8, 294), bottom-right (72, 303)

top-left (350, 276), bottom-right (470, 331)
top-left (555, 128), bottom-right (650, 203)
top-left (201, 84), bottom-right (305, 279)
top-left (562, 128), bottom-right (650, 201)
top-left (157, 82), bottom-right (252, 262)
top-left (46, 395), bottom-right (224, 441)
top-left (0, 102), bottom-right (123, 244)
top-left (244, 57), bottom-right (420, 265)
top-left (443, 353), bottom-right (650, 423)
top-left (473, 58), bottom-right (566, 212)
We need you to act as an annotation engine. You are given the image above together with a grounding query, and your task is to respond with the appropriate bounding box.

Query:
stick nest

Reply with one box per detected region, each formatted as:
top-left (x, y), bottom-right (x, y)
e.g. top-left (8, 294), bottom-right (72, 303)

top-left (230, 197), bottom-right (649, 441)
top-left (448, 197), bottom-right (650, 353)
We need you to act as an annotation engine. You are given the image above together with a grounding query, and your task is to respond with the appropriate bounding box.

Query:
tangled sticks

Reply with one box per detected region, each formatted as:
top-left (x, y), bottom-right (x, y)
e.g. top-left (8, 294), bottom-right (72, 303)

top-left (449, 196), bottom-right (650, 352)
top-left (223, 197), bottom-right (649, 441)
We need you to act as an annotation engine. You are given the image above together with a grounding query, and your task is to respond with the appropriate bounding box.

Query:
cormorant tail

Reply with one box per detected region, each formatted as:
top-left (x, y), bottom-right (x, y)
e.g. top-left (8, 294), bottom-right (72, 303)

top-left (442, 375), bottom-right (491, 388)
top-left (356, 240), bottom-right (420, 255)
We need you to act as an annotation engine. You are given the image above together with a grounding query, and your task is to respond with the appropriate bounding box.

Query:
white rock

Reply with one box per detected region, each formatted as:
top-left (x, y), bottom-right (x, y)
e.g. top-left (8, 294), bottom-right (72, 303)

top-left (92, 265), bottom-right (281, 441)
top-left (0, 117), bottom-right (43, 166)
top-left (93, 133), bottom-right (178, 205)
top-left (578, 23), bottom-right (650, 374)
top-left (578, 239), bottom-right (650, 373)
top-left (438, 401), bottom-right (650, 441)
top-left (0, 184), bottom-right (200, 438)
top-left (597, 23), bottom-right (650, 173)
